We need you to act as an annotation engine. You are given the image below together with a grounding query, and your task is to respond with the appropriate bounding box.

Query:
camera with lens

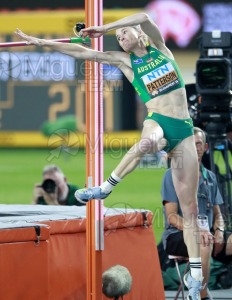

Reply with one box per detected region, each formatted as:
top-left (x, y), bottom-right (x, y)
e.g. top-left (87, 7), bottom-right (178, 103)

top-left (192, 31), bottom-right (232, 220)
top-left (40, 179), bottom-right (57, 194)
top-left (195, 30), bottom-right (232, 129)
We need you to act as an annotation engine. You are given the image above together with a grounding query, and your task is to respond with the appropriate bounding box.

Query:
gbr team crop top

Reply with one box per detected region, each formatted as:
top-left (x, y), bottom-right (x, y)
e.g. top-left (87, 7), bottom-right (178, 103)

top-left (130, 45), bottom-right (185, 103)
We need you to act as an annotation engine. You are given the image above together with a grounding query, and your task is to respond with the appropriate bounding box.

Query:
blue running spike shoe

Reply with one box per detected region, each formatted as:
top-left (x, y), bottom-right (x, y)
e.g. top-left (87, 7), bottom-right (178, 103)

top-left (184, 271), bottom-right (203, 300)
top-left (74, 187), bottom-right (111, 204)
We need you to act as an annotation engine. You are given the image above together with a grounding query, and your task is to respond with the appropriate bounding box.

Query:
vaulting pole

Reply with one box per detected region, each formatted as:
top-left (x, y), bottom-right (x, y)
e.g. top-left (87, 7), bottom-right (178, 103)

top-left (85, 0), bottom-right (104, 299)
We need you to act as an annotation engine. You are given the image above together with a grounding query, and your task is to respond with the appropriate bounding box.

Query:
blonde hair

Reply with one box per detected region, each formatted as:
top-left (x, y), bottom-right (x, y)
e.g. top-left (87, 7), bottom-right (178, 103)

top-left (132, 25), bottom-right (149, 46)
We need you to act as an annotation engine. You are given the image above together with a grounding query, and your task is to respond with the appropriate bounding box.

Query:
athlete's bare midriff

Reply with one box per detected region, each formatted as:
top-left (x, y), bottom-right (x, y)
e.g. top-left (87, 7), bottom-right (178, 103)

top-left (120, 53), bottom-right (190, 120)
top-left (145, 87), bottom-right (190, 119)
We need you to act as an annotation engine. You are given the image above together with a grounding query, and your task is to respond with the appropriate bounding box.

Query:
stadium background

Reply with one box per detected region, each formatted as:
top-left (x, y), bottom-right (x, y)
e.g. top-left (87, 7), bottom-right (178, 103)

top-left (0, 0), bottom-right (231, 241)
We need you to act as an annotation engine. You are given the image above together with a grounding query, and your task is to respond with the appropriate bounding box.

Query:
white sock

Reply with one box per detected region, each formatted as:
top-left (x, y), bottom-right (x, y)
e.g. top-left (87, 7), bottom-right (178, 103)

top-left (100, 171), bottom-right (122, 194)
top-left (189, 257), bottom-right (203, 281)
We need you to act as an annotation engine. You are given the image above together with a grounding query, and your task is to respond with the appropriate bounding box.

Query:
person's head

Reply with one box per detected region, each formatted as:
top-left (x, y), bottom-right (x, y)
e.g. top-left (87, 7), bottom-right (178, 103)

top-left (115, 25), bottom-right (149, 53)
top-left (194, 127), bottom-right (208, 163)
top-left (42, 165), bottom-right (69, 201)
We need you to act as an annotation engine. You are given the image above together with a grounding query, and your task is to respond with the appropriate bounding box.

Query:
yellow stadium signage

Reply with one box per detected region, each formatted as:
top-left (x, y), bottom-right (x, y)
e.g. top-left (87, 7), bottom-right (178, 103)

top-left (0, 9), bottom-right (141, 34)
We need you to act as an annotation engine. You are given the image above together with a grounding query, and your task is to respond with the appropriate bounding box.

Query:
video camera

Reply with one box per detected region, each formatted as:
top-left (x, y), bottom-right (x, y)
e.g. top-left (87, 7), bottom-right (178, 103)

top-left (194, 30), bottom-right (232, 133)
top-left (192, 32), bottom-right (232, 225)
top-left (40, 179), bottom-right (57, 194)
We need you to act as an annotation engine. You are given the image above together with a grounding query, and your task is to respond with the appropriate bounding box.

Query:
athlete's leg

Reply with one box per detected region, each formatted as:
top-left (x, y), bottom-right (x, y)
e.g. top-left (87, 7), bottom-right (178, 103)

top-left (171, 135), bottom-right (200, 259)
top-left (200, 243), bottom-right (213, 298)
top-left (114, 119), bottom-right (165, 179)
top-left (75, 119), bottom-right (166, 202)
top-left (171, 135), bottom-right (203, 299)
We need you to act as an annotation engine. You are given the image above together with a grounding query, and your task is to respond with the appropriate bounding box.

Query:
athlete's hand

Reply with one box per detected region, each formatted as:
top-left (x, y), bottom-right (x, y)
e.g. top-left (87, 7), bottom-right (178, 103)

top-left (80, 25), bottom-right (106, 38)
top-left (15, 28), bottom-right (45, 46)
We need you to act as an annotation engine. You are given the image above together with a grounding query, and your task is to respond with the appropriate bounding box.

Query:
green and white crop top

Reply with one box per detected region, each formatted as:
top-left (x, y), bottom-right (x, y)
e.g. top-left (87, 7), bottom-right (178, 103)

top-left (130, 45), bottom-right (185, 103)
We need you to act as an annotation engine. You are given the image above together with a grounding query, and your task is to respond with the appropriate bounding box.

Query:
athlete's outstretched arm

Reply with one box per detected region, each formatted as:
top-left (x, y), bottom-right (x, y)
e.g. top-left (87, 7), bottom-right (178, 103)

top-left (14, 28), bottom-right (123, 66)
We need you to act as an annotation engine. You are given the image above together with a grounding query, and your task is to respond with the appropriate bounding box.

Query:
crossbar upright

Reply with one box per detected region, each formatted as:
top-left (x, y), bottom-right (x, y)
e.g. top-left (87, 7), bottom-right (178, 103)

top-left (85, 1), bottom-right (104, 299)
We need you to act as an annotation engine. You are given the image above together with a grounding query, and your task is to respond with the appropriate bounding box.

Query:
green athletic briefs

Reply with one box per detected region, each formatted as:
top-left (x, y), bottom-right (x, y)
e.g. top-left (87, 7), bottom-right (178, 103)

top-left (145, 112), bottom-right (194, 152)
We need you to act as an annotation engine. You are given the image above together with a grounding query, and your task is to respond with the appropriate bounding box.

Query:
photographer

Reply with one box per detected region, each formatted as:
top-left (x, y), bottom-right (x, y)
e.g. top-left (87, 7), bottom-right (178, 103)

top-left (33, 165), bottom-right (84, 206)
